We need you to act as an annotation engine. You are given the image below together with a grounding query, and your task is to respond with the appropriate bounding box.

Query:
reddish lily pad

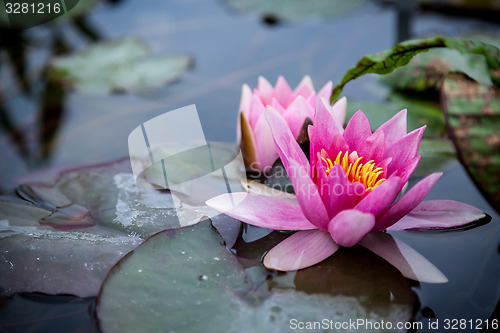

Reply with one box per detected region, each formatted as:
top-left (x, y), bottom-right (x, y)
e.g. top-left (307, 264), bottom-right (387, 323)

top-left (97, 221), bottom-right (416, 333)
top-left (441, 73), bottom-right (500, 212)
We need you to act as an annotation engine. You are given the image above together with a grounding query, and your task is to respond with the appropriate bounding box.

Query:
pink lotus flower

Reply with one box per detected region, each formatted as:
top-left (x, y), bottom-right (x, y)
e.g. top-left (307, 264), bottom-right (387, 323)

top-left (208, 97), bottom-right (485, 281)
top-left (238, 76), bottom-right (338, 171)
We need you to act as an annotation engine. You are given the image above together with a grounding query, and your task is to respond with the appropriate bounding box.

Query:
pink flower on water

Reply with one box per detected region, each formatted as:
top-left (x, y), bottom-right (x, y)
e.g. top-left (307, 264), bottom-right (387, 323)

top-left (238, 76), bottom-right (337, 171)
top-left (208, 97), bottom-right (485, 281)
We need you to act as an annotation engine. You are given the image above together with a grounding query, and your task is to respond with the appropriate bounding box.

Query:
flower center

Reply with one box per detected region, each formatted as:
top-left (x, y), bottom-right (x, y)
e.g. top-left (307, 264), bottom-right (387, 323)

top-left (321, 149), bottom-right (386, 191)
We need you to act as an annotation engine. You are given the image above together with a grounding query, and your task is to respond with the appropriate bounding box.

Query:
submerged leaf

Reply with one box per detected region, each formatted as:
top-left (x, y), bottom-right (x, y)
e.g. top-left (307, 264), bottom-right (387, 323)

top-left (49, 38), bottom-right (193, 94)
top-left (98, 221), bottom-right (415, 332)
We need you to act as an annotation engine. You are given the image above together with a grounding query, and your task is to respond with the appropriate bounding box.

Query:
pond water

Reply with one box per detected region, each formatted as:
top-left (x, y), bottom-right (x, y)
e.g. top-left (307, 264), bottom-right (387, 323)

top-left (0, 0), bottom-right (499, 332)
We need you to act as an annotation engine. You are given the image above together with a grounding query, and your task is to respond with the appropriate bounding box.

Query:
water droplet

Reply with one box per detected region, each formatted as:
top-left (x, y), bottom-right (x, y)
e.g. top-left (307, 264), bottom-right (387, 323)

top-left (138, 269), bottom-right (142, 273)
top-left (181, 251), bottom-right (186, 255)
top-left (213, 257), bottom-right (220, 261)
top-left (36, 257), bottom-right (40, 261)
top-left (198, 275), bottom-right (208, 281)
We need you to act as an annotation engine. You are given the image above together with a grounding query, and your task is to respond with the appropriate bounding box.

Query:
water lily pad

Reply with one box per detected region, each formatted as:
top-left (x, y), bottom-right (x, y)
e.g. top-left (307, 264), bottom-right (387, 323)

top-left (0, 143), bottom-right (242, 297)
top-left (97, 221), bottom-right (415, 333)
top-left (225, 0), bottom-right (370, 23)
top-left (441, 72), bottom-right (500, 212)
top-left (49, 38), bottom-right (193, 94)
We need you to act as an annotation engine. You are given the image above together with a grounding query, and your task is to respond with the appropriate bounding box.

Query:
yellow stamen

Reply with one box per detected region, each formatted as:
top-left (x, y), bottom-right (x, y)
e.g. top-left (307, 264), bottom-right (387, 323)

top-left (321, 149), bottom-right (386, 191)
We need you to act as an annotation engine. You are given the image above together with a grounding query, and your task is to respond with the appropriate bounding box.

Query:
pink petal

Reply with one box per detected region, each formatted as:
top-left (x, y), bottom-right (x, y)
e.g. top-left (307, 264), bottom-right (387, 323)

top-left (249, 95), bottom-right (266, 129)
top-left (328, 209), bottom-right (375, 247)
top-left (308, 98), bottom-right (344, 170)
top-left (257, 76), bottom-right (273, 105)
top-left (342, 110), bottom-right (372, 152)
top-left (254, 114), bottom-right (279, 170)
top-left (360, 232), bottom-right (448, 283)
top-left (384, 126), bottom-right (425, 176)
top-left (317, 81), bottom-right (333, 102)
top-left (265, 107), bottom-right (309, 171)
top-left (388, 200), bottom-right (485, 231)
top-left (288, 159), bottom-right (330, 229)
top-left (263, 230), bottom-right (339, 271)
top-left (266, 107), bottom-right (330, 229)
top-left (375, 172), bottom-right (442, 230)
top-left (283, 95), bottom-right (314, 139)
top-left (356, 129), bottom-right (385, 163)
top-left (395, 155), bottom-right (421, 186)
top-left (206, 193), bottom-right (317, 230)
top-left (270, 98), bottom-right (286, 115)
top-left (239, 84), bottom-right (253, 115)
top-left (293, 75), bottom-right (315, 100)
top-left (375, 109), bottom-right (407, 147)
top-left (273, 76), bottom-right (293, 107)
top-left (324, 164), bottom-right (365, 218)
top-left (355, 176), bottom-right (402, 217)
top-left (330, 96), bottom-right (346, 127)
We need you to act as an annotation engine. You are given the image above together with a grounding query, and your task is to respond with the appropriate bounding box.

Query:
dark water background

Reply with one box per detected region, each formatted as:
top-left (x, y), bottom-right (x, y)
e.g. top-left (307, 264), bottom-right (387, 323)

top-left (0, 0), bottom-right (499, 332)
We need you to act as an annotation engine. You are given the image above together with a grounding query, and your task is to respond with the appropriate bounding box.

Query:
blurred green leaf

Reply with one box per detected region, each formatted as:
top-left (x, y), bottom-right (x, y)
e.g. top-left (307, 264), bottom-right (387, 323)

top-left (49, 38), bottom-right (193, 94)
top-left (441, 73), bottom-right (500, 212)
top-left (331, 36), bottom-right (500, 102)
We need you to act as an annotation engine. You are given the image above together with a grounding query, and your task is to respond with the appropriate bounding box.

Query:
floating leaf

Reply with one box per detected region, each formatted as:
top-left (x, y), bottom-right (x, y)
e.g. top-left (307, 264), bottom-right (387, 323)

top-left (49, 38), bottom-right (193, 94)
top-left (0, 143), bottom-right (242, 297)
top-left (225, 0), bottom-right (370, 23)
top-left (97, 221), bottom-right (415, 333)
top-left (331, 36), bottom-right (500, 102)
top-left (441, 73), bottom-right (500, 212)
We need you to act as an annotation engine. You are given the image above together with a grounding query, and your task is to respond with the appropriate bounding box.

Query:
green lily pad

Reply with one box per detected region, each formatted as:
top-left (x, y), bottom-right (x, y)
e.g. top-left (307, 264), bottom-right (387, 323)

top-left (0, 142), bottom-right (242, 297)
top-left (441, 72), bottom-right (500, 212)
top-left (97, 220), bottom-right (415, 333)
top-left (331, 36), bottom-right (500, 102)
top-left (225, 0), bottom-right (370, 23)
top-left (49, 38), bottom-right (193, 94)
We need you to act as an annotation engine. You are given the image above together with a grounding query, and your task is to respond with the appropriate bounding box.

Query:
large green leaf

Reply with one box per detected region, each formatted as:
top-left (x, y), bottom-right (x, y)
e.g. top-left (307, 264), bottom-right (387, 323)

top-left (49, 38), bottom-right (193, 94)
top-left (331, 36), bottom-right (500, 102)
top-left (97, 221), bottom-right (415, 333)
top-left (441, 73), bottom-right (500, 212)
top-left (381, 48), bottom-right (492, 92)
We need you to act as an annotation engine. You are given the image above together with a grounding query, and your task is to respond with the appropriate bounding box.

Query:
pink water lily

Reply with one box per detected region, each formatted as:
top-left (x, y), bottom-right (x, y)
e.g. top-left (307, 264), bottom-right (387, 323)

top-left (238, 76), bottom-right (338, 171)
top-left (209, 97), bottom-right (485, 281)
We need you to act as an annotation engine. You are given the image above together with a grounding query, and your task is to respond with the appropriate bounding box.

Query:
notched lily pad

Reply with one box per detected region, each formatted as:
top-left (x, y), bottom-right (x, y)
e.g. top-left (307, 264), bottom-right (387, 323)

top-left (49, 38), bottom-right (193, 94)
top-left (97, 221), bottom-right (416, 333)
